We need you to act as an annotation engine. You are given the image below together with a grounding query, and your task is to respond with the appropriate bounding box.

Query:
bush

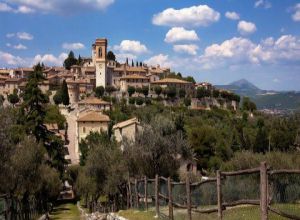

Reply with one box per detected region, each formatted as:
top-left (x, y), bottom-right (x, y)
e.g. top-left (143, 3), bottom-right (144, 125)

top-left (135, 97), bottom-right (144, 105)
top-left (129, 97), bottom-right (135, 105)
top-left (127, 86), bottom-right (135, 97)
top-left (95, 86), bottom-right (105, 98)
top-left (145, 98), bottom-right (152, 105)
top-left (184, 97), bottom-right (191, 107)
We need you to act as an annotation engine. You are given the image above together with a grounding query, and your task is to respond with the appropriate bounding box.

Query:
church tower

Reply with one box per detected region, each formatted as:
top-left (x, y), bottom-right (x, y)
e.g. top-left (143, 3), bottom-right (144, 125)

top-left (92, 38), bottom-right (107, 87)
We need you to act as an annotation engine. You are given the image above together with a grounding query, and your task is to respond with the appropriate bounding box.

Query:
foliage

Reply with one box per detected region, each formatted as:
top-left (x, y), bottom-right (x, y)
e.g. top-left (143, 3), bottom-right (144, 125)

top-left (0, 94), bottom-right (4, 106)
top-left (197, 87), bottom-right (211, 99)
top-left (179, 88), bottom-right (186, 98)
top-left (154, 86), bottom-right (162, 96)
top-left (242, 97), bottom-right (257, 111)
top-left (123, 116), bottom-right (193, 178)
top-left (184, 97), bottom-right (191, 107)
top-left (8, 90), bottom-right (19, 106)
top-left (142, 86), bottom-right (149, 97)
top-left (95, 86), bottom-right (105, 98)
top-left (166, 86), bottom-right (177, 99)
top-left (127, 86), bottom-right (135, 97)
top-left (44, 104), bottom-right (66, 129)
top-left (105, 85), bottom-right (116, 95)
top-left (128, 97), bottom-right (135, 105)
top-left (135, 97), bottom-right (144, 105)
top-left (53, 90), bottom-right (62, 105)
top-left (61, 79), bottom-right (70, 106)
top-left (107, 51), bottom-right (116, 61)
top-left (64, 51), bottom-right (78, 70)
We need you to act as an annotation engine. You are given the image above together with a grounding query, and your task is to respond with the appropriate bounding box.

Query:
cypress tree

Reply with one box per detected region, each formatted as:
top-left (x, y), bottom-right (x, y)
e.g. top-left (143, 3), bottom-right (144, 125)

top-left (61, 80), bottom-right (70, 106)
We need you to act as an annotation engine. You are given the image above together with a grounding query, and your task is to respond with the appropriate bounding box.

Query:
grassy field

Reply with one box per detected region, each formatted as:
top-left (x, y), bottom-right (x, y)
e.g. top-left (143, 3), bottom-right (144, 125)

top-left (118, 204), bottom-right (300, 220)
top-left (49, 202), bottom-right (81, 220)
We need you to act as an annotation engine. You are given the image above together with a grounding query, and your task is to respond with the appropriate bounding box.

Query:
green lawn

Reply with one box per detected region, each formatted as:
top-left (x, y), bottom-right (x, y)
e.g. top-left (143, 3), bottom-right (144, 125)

top-left (49, 202), bottom-right (81, 220)
top-left (118, 204), bottom-right (300, 220)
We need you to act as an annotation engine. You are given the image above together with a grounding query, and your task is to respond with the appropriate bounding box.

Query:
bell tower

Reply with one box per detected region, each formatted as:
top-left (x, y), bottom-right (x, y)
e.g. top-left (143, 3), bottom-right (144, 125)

top-left (92, 38), bottom-right (107, 87)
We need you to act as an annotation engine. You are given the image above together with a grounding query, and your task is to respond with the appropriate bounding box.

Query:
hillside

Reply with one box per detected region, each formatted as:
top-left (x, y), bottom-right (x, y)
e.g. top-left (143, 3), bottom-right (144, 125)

top-left (216, 79), bottom-right (300, 110)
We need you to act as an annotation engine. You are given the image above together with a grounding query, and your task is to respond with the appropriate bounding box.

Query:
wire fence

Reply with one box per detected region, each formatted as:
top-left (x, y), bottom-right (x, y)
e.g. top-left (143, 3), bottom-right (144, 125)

top-left (127, 162), bottom-right (300, 220)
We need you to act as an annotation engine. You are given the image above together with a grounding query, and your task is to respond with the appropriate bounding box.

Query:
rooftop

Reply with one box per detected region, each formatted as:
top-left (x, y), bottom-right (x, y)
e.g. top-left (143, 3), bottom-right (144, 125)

top-left (120, 74), bottom-right (149, 80)
top-left (113, 117), bottom-right (139, 129)
top-left (77, 111), bottom-right (110, 122)
top-left (151, 78), bottom-right (192, 84)
top-left (78, 96), bottom-right (111, 105)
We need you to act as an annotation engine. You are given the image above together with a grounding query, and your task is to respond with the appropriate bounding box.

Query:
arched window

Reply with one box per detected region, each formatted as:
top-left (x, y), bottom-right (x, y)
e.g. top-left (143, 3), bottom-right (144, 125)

top-left (98, 47), bottom-right (102, 58)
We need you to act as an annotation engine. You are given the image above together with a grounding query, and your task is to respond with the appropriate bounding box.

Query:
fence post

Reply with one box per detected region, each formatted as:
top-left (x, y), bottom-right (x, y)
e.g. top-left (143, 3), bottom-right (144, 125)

top-left (260, 162), bottom-right (268, 220)
top-left (168, 177), bottom-right (174, 220)
top-left (155, 174), bottom-right (160, 218)
top-left (186, 172), bottom-right (192, 220)
top-left (135, 178), bottom-right (139, 209)
top-left (144, 176), bottom-right (148, 211)
top-left (217, 170), bottom-right (223, 220)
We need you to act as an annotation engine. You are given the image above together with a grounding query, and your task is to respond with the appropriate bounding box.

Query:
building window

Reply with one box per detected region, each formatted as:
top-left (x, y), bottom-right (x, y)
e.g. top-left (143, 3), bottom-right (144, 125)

top-left (98, 47), bottom-right (102, 58)
top-left (83, 127), bottom-right (86, 133)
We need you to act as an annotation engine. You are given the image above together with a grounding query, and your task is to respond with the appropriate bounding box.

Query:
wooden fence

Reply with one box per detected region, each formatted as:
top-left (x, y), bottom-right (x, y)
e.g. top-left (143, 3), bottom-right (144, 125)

top-left (0, 194), bottom-right (40, 220)
top-left (127, 162), bottom-right (300, 220)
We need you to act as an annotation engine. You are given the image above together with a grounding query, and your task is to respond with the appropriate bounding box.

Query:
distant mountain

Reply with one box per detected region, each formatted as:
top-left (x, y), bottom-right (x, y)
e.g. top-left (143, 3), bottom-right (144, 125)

top-left (216, 79), bottom-right (263, 97)
top-left (216, 79), bottom-right (300, 110)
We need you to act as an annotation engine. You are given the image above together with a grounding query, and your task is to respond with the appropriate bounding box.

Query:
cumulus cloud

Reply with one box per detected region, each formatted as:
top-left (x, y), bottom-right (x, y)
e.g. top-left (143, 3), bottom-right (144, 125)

top-left (6, 43), bottom-right (27, 50)
top-left (173, 44), bottom-right (199, 55)
top-left (238, 21), bottom-right (257, 35)
top-left (62, 42), bottom-right (85, 50)
top-left (292, 3), bottom-right (300, 22)
top-left (197, 35), bottom-right (300, 70)
top-left (225, 11), bottom-right (240, 20)
top-left (153, 5), bottom-right (220, 27)
top-left (144, 54), bottom-right (173, 68)
top-left (165, 27), bottom-right (199, 43)
top-left (0, 51), bottom-right (25, 66)
top-left (113, 40), bottom-right (148, 55)
top-left (32, 53), bottom-right (68, 66)
top-left (115, 53), bottom-right (137, 63)
top-left (254, 0), bottom-right (272, 9)
top-left (4, 0), bottom-right (114, 14)
top-left (7, 32), bottom-right (34, 40)
top-left (0, 2), bottom-right (34, 13)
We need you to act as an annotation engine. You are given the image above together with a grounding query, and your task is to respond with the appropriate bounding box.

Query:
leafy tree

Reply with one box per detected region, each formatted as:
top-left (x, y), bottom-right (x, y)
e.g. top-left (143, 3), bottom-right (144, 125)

top-left (123, 116), bottom-right (192, 178)
top-left (128, 97), bottom-right (135, 105)
top-left (154, 86), bottom-right (162, 96)
top-left (136, 61), bottom-right (138, 67)
top-left (184, 97), bottom-right (191, 107)
top-left (63, 51), bottom-right (78, 70)
top-left (197, 87), bottom-right (210, 99)
top-left (213, 90), bottom-right (220, 98)
top-left (135, 97), bottom-right (144, 105)
top-left (179, 88), bottom-right (186, 98)
top-left (242, 97), bottom-right (256, 112)
top-left (107, 51), bottom-right (116, 61)
top-left (8, 90), bottom-right (19, 106)
top-left (95, 86), bottom-right (105, 98)
top-left (139, 62), bottom-right (143, 67)
top-left (166, 86), bottom-right (177, 99)
top-left (44, 105), bottom-right (66, 129)
top-left (105, 85), bottom-right (116, 95)
top-left (61, 79), bottom-right (70, 106)
top-left (131, 59), bottom-right (134, 67)
top-left (141, 86), bottom-right (149, 97)
top-left (135, 87), bottom-right (143, 94)
top-left (126, 58), bottom-right (129, 65)
top-left (127, 86), bottom-right (135, 97)
top-left (53, 90), bottom-right (62, 105)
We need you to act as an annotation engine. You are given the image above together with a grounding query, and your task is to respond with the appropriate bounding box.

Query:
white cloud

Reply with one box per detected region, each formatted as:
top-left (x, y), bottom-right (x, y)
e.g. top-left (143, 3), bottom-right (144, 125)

top-left (32, 53), bottom-right (68, 66)
top-left (153, 5), bottom-right (220, 27)
top-left (144, 54), bottom-right (173, 68)
top-left (225, 11), bottom-right (240, 20)
top-left (238, 21), bottom-right (257, 35)
top-left (165, 27), bottom-right (199, 43)
top-left (254, 0), bottom-right (272, 9)
top-left (0, 51), bottom-right (25, 65)
top-left (4, 0), bottom-right (114, 14)
top-left (6, 43), bottom-right (27, 50)
top-left (0, 2), bottom-right (13, 12)
top-left (62, 42), bottom-right (85, 50)
top-left (0, 2), bottom-right (34, 13)
top-left (113, 40), bottom-right (148, 55)
top-left (13, 44), bottom-right (27, 50)
top-left (197, 35), bottom-right (300, 70)
top-left (17, 32), bottom-right (33, 40)
top-left (292, 3), bottom-right (300, 22)
top-left (6, 33), bottom-right (15, 38)
top-left (115, 53), bottom-right (137, 63)
top-left (173, 44), bottom-right (199, 55)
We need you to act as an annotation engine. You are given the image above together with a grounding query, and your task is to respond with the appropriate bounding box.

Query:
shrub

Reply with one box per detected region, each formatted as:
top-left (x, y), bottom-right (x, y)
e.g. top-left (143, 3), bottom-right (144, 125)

top-left (129, 97), bottom-right (135, 105)
top-left (135, 97), bottom-right (144, 105)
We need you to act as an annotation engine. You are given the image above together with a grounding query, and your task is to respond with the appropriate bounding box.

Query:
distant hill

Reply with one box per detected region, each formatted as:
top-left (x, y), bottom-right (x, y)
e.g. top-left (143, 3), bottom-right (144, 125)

top-left (216, 79), bottom-right (300, 110)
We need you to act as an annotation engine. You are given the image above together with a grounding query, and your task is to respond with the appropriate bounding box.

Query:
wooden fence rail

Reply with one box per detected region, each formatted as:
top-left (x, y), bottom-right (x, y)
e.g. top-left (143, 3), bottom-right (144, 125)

top-left (127, 162), bottom-right (300, 220)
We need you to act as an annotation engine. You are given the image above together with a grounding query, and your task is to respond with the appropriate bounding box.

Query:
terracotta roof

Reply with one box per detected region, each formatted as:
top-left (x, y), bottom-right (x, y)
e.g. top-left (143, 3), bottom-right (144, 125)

top-left (126, 67), bottom-right (147, 72)
top-left (5, 78), bottom-right (23, 83)
top-left (113, 117), bottom-right (139, 129)
top-left (78, 96), bottom-right (111, 105)
top-left (84, 67), bottom-right (96, 72)
top-left (120, 74), bottom-right (149, 80)
top-left (77, 111), bottom-right (110, 122)
top-left (151, 78), bottom-right (192, 84)
top-left (66, 78), bottom-right (90, 84)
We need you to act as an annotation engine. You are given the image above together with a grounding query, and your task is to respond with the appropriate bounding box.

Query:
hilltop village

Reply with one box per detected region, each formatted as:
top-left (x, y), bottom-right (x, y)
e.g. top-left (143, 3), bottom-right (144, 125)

top-left (0, 38), bottom-right (241, 165)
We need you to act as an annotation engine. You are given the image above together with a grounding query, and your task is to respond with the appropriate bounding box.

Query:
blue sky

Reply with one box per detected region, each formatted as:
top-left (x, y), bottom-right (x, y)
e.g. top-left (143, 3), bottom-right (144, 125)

top-left (1, 0), bottom-right (300, 90)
